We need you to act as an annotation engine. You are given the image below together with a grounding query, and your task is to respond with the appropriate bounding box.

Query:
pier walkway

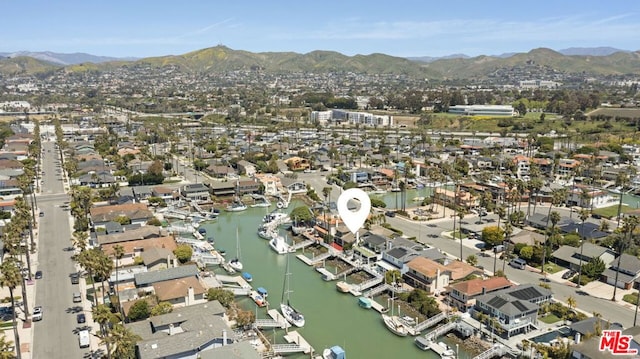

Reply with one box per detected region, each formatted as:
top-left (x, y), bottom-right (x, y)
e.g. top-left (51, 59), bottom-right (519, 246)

top-left (363, 283), bottom-right (390, 298)
top-left (350, 276), bottom-right (383, 295)
top-left (290, 239), bottom-right (315, 251)
top-left (297, 252), bottom-right (333, 266)
top-left (315, 267), bottom-right (337, 281)
top-left (473, 344), bottom-right (505, 359)
top-left (423, 321), bottom-right (456, 341)
top-left (414, 312), bottom-right (447, 333)
top-left (255, 309), bottom-right (290, 329)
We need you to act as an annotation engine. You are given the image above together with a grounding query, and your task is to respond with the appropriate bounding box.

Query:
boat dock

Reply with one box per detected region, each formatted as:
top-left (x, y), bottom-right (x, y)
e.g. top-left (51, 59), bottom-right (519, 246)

top-left (413, 312), bottom-right (447, 333)
top-left (297, 251), bottom-right (333, 266)
top-left (275, 330), bottom-right (313, 354)
top-left (473, 344), bottom-right (505, 359)
top-left (316, 267), bottom-right (337, 281)
top-left (289, 238), bottom-right (315, 251)
top-left (255, 309), bottom-right (290, 329)
top-left (216, 274), bottom-right (252, 295)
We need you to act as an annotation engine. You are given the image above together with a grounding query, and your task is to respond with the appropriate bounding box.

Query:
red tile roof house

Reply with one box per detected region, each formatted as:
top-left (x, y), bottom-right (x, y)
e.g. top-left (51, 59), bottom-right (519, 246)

top-left (447, 276), bottom-right (513, 312)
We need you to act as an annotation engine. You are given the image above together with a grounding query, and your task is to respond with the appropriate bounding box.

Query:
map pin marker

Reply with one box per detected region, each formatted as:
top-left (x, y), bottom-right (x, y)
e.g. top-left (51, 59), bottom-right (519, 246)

top-left (337, 188), bottom-right (371, 235)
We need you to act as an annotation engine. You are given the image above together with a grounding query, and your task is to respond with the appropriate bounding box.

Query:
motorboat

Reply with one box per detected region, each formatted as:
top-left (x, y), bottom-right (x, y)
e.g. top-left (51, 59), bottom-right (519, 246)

top-left (322, 345), bottom-right (346, 359)
top-left (434, 342), bottom-right (456, 359)
top-left (269, 235), bottom-right (292, 255)
top-left (263, 211), bottom-right (289, 225)
top-left (381, 314), bottom-right (408, 336)
top-left (257, 287), bottom-right (268, 298)
top-left (412, 196), bottom-right (426, 202)
top-left (291, 225), bottom-right (314, 235)
top-left (249, 290), bottom-right (267, 307)
top-left (336, 281), bottom-right (351, 293)
top-left (242, 272), bottom-right (253, 282)
top-left (358, 297), bottom-right (372, 309)
top-left (257, 225), bottom-right (277, 240)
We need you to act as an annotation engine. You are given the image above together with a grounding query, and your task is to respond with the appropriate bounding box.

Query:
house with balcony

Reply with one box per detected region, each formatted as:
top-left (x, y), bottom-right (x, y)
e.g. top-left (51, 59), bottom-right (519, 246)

top-left (180, 183), bottom-right (210, 201)
top-left (432, 188), bottom-right (479, 209)
top-left (473, 284), bottom-right (552, 338)
top-left (89, 202), bottom-right (155, 230)
top-left (254, 174), bottom-right (282, 196)
top-left (403, 257), bottom-right (484, 295)
top-left (447, 277), bottom-right (513, 312)
top-left (284, 156), bottom-right (310, 171)
top-left (236, 160), bottom-right (257, 177)
top-left (280, 177), bottom-right (307, 194)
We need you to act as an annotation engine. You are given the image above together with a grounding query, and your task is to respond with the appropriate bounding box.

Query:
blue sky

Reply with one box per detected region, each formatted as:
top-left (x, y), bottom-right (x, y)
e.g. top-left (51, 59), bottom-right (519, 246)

top-left (2, 1), bottom-right (639, 58)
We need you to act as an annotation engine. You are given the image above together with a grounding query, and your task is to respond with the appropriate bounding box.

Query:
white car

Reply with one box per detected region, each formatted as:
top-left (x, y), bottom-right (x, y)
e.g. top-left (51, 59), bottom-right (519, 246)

top-left (32, 306), bottom-right (43, 321)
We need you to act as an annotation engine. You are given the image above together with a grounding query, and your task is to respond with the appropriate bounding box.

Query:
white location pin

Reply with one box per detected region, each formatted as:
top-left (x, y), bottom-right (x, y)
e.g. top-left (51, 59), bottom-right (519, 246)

top-left (337, 188), bottom-right (371, 235)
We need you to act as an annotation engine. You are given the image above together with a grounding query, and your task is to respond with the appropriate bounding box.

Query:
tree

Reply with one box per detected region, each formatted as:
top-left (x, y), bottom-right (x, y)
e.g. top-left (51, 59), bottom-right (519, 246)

top-left (0, 333), bottom-right (14, 359)
top-left (173, 244), bottom-right (193, 264)
top-left (582, 257), bottom-right (606, 278)
top-left (466, 255), bottom-right (478, 267)
top-left (127, 300), bottom-right (150, 322)
top-left (0, 259), bottom-right (22, 359)
top-left (104, 323), bottom-right (140, 359)
top-left (150, 302), bottom-right (173, 316)
top-left (519, 246), bottom-right (534, 260)
top-left (566, 296), bottom-right (577, 310)
top-left (384, 270), bottom-right (402, 286)
top-left (206, 288), bottom-right (234, 308)
top-left (289, 206), bottom-right (313, 223)
top-left (93, 304), bottom-right (115, 359)
top-left (113, 244), bottom-right (125, 295)
top-left (482, 226), bottom-right (505, 247)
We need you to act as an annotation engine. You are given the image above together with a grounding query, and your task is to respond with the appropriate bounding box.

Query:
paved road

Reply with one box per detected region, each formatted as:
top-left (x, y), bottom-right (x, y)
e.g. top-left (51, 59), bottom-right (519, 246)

top-left (32, 140), bottom-right (88, 359)
top-left (386, 208), bottom-right (637, 329)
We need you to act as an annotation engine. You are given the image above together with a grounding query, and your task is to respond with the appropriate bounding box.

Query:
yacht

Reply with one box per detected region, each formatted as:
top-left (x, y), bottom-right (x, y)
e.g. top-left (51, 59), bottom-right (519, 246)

top-left (225, 200), bottom-right (247, 212)
top-left (270, 235), bottom-right (292, 255)
top-left (322, 345), bottom-right (346, 359)
top-left (257, 225), bottom-right (277, 240)
top-left (263, 211), bottom-right (289, 225)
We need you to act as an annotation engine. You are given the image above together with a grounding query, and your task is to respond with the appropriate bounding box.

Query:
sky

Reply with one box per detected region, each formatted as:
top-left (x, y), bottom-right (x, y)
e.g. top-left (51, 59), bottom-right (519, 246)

top-left (2, 0), bottom-right (639, 59)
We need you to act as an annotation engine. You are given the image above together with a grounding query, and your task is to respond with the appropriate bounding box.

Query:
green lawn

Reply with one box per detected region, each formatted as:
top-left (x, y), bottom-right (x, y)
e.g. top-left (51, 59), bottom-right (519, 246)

top-left (592, 205), bottom-right (632, 219)
top-left (536, 262), bottom-right (563, 274)
top-left (623, 293), bottom-right (638, 305)
top-left (539, 314), bottom-right (562, 324)
top-left (450, 230), bottom-right (467, 240)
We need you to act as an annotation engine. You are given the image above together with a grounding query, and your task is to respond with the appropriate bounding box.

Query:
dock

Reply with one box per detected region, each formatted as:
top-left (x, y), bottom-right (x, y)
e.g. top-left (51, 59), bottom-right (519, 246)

top-left (316, 267), bottom-right (337, 281)
top-left (255, 309), bottom-right (290, 329)
top-left (274, 330), bottom-right (313, 354)
top-left (413, 312), bottom-right (447, 333)
top-left (216, 274), bottom-right (252, 295)
top-left (289, 238), bottom-right (315, 251)
top-left (473, 344), bottom-right (505, 359)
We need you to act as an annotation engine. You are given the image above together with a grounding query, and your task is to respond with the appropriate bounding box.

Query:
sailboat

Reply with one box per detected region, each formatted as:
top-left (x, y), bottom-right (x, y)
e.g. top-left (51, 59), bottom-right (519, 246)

top-left (381, 284), bottom-right (408, 336)
top-left (280, 253), bottom-right (305, 327)
top-left (229, 227), bottom-right (243, 271)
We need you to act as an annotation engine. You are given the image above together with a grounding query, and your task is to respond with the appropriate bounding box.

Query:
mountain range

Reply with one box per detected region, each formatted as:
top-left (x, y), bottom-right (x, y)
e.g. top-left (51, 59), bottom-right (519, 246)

top-left (1, 46), bottom-right (639, 80)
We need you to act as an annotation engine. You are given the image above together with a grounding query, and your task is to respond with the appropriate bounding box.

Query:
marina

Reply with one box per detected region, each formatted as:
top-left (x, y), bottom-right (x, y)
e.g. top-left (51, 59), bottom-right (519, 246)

top-left (196, 199), bottom-right (475, 358)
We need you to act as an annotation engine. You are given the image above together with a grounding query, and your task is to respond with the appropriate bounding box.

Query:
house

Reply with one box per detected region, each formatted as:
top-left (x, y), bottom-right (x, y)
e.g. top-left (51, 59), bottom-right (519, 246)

top-left (254, 174), bottom-right (282, 196)
top-left (77, 171), bottom-right (116, 188)
top-left (126, 301), bottom-right (255, 359)
top-left (101, 236), bottom-right (178, 267)
top-left (151, 186), bottom-right (176, 201)
top-left (379, 246), bottom-right (417, 274)
top-left (96, 226), bottom-right (168, 246)
top-left (237, 179), bottom-right (261, 195)
top-left (140, 246), bottom-right (178, 271)
top-left (602, 253), bottom-right (640, 289)
top-left (569, 317), bottom-right (622, 340)
top-left (280, 177), bottom-right (306, 194)
top-left (180, 183), bottom-right (210, 201)
top-left (473, 284), bottom-right (553, 338)
top-left (89, 203), bottom-right (155, 229)
top-left (551, 243), bottom-right (616, 271)
top-left (432, 188), bottom-right (479, 209)
top-left (152, 276), bottom-right (207, 307)
top-left (134, 264), bottom-right (200, 288)
top-left (403, 257), bottom-right (484, 295)
top-left (205, 165), bottom-right (236, 179)
top-left (447, 277), bottom-right (513, 312)
top-left (236, 160), bottom-right (257, 177)
top-left (284, 156), bottom-right (310, 171)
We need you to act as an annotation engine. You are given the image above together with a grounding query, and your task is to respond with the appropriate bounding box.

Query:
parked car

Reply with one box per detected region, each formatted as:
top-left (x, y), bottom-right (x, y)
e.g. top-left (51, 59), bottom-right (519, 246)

top-left (73, 292), bottom-right (82, 303)
top-left (385, 211), bottom-right (396, 217)
top-left (32, 306), bottom-right (43, 321)
top-left (76, 313), bottom-right (86, 324)
top-left (509, 257), bottom-right (527, 269)
top-left (562, 270), bottom-right (577, 280)
top-left (35, 270), bottom-right (43, 279)
top-left (70, 273), bottom-right (79, 284)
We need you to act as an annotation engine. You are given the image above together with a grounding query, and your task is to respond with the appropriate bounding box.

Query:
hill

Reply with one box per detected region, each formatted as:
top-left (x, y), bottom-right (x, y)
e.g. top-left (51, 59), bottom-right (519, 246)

top-left (0, 51), bottom-right (136, 65)
top-left (2, 46), bottom-right (640, 79)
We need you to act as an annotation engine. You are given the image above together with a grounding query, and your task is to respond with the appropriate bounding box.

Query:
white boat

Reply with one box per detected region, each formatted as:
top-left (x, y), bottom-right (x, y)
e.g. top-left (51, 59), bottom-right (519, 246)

top-left (412, 196), bottom-right (426, 202)
top-left (291, 225), bottom-right (313, 235)
top-left (322, 345), bottom-right (346, 359)
top-left (225, 200), bottom-right (247, 212)
top-left (250, 195), bottom-right (272, 208)
top-left (229, 228), bottom-right (243, 271)
top-left (263, 211), bottom-right (289, 225)
top-left (270, 235), bottom-right (292, 255)
top-left (249, 290), bottom-right (267, 307)
top-left (280, 253), bottom-right (305, 327)
top-left (257, 226), bottom-right (276, 240)
top-left (381, 314), bottom-right (408, 336)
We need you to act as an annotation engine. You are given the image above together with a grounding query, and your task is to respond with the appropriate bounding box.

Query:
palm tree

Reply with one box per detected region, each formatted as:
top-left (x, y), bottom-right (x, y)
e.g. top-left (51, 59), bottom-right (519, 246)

top-left (95, 252), bottom-right (114, 304)
top-left (566, 296), bottom-right (577, 310)
top-left (458, 209), bottom-right (465, 261)
top-left (496, 206), bottom-right (506, 230)
top-left (502, 223), bottom-right (513, 272)
top-left (93, 304), bottom-right (114, 359)
top-left (77, 248), bottom-right (100, 307)
top-left (541, 189), bottom-right (566, 274)
top-left (615, 172), bottom-right (629, 227)
top-left (0, 259), bottom-right (22, 359)
top-left (71, 231), bottom-right (89, 252)
top-left (114, 245), bottom-right (124, 295)
top-left (104, 323), bottom-right (141, 359)
top-left (612, 216), bottom-right (639, 301)
top-left (0, 333), bottom-right (14, 359)
top-left (576, 209), bottom-right (590, 287)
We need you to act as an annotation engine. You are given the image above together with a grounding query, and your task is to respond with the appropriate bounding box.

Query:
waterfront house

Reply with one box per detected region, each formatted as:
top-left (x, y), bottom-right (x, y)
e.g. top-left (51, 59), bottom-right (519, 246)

top-left (209, 181), bottom-right (236, 197)
top-left (151, 186), bottom-right (176, 201)
top-left (447, 277), bottom-right (513, 312)
top-left (126, 301), bottom-right (256, 359)
top-left (254, 174), bottom-right (282, 196)
top-left (140, 246), bottom-right (178, 272)
top-left (403, 257), bottom-right (484, 295)
top-left (551, 243), bottom-right (616, 271)
top-left (237, 179), bottom-right (261, 195)
top-left (379, 246), bottom-right (416, 274)
top-left (601, 253), bottom-right (640, 289)
top-left (473, 284), bottom-right (553, 338)
top-left (180, 183), bottom-right (210, 201)
top-left (280, 177), bottom-right (307, 194)
top-left (134, 264), bottom-right (200, 289)
top-left (569, 317), bottom-right (622, 340)
top-left (101, 236), bottom-right (178, 267)
top-left (152, 276), bottom-right (207, 307)
top-left (89, 202), bottom-right (155, 230)
top-left (432, 187), bottom-right (479, 209)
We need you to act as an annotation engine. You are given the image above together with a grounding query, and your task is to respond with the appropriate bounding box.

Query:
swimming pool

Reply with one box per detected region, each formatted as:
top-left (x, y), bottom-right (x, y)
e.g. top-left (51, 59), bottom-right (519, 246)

top-left (530, 326), bottom-right (572, 344)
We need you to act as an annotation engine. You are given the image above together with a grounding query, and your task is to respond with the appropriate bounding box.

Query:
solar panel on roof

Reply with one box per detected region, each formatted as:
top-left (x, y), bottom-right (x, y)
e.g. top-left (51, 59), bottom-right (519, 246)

top-left (513, 301), bottom-right (529, 312)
